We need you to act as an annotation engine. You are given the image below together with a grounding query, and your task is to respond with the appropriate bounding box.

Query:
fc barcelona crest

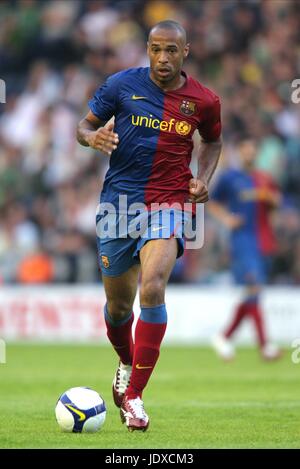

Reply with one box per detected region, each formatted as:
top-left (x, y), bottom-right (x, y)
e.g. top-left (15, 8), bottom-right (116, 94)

top-left (180, 100), bottom-right (196, 116)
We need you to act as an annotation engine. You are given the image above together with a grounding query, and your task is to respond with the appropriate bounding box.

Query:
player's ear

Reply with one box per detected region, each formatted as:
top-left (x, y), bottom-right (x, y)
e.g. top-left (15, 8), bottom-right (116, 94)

top-left (183, 43), bottom-right (190, 59)
top-left (147, 41), bottom-right (150, 56)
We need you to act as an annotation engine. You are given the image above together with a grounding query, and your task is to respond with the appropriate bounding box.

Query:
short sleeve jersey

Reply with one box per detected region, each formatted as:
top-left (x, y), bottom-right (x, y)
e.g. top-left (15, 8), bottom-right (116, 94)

top-left (89, 67), bottom-right (221, 213)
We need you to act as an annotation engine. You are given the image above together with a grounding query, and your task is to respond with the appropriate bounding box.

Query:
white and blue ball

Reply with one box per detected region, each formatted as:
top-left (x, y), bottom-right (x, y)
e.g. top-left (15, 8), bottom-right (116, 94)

top-left (55, 387), bottom-right (106, 433)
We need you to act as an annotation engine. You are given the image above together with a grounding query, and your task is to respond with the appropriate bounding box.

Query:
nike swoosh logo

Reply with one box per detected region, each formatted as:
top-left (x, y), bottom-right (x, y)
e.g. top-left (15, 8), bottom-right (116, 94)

top-left (132, 95), bottom-right (147, 100)
top-left (136, 364), bottom-right (152, 370)
top-left (65, 404), bottom-right (86, 421)
top-left (152, 226), bottom-right (165, 232)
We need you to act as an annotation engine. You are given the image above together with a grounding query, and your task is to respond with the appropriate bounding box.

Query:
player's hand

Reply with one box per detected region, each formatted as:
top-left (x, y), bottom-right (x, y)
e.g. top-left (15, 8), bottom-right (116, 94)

top-left (224, 213), bottom-right (244, 230)
top-left (87, 122), bottom-right (119, 156)
top-left (188, 178), bottom-right (209, 203)
top-left (254, 188), bottom-right (281, 206)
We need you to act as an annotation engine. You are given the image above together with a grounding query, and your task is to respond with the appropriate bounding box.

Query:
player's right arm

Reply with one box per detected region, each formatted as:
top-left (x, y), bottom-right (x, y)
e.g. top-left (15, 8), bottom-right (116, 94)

top-left (77, 71), bottom-right (122, 155)
top-left (77, 111), bottom-right (119, 156)
top-left (207, 200), bottom-right (243, 230)
top-left (207, 171), bottom-right (244, 230)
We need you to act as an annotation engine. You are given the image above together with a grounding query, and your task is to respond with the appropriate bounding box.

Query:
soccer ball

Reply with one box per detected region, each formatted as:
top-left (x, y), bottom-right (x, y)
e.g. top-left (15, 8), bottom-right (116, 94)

top-left (55, 387), bottom-right (106, 433)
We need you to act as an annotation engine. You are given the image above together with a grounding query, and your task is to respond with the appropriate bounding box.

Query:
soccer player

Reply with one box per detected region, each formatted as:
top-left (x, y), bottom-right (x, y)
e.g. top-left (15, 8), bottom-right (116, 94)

top-left (209, 136), bottom-right (282, 361)
top-left (77, 20), bottom-right (222, 432)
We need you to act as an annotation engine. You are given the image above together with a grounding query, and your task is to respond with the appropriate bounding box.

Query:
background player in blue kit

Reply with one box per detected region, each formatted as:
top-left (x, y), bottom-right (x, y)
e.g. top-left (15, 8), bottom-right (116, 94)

top-left (77, 20), bottom-right (222, 431)
top-left (209, 136), bottom-right (282, 361)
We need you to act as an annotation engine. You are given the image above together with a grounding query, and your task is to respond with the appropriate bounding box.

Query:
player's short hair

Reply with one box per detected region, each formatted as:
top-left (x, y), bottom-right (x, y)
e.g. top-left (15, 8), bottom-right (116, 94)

top-left (148, 20), bottom-right (187, 44)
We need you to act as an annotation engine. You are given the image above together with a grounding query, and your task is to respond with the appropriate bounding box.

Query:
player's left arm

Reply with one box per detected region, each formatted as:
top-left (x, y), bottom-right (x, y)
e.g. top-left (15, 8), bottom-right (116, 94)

top-left (255, 183), bottom-right (282, 208)
top-left (189, 137), bottom-right (222, 203)
top-left (189, 95), bottom-right (222, 203)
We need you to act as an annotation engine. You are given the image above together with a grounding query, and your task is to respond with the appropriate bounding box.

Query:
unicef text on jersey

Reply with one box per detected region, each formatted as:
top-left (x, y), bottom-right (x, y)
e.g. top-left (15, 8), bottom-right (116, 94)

top-left (96, 196), bottom-right (204, 250)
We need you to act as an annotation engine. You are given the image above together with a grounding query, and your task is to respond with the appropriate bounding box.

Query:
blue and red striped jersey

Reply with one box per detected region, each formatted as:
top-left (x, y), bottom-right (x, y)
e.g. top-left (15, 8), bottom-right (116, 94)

top-left (88, 67), bottom-right (221, 213)
top-left (211, 168), bottom-right (278, 254)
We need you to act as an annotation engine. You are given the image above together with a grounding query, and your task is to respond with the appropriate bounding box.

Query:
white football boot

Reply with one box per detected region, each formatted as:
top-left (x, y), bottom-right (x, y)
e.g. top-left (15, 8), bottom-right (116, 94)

top-left (212, 333), bottom-right (236, 361)
top-left (261, 343), bottom-right (283, 361)
top-left (120, 396), bottom-right (149, 432)
top-left (112, 362), bottom-right (132, 407)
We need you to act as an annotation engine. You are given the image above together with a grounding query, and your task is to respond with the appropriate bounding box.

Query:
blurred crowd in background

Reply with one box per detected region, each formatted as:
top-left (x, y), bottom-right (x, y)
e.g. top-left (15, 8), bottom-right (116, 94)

top-left (0, 0), bottom-right (300, 285)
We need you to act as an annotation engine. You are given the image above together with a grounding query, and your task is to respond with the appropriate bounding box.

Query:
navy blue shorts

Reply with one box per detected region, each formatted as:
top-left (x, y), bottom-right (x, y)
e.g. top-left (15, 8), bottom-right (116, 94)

top-left (231, 247), bottom-right (273, 285)
top-left (96, 209), bottom-right (193, 277)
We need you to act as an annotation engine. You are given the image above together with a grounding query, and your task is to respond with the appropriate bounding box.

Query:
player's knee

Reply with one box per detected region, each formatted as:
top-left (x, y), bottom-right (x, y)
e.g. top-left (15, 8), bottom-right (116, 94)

top-left (106, 299), bottom-right (133, 321)
top-left (140, 275), bottom-right (165, 306)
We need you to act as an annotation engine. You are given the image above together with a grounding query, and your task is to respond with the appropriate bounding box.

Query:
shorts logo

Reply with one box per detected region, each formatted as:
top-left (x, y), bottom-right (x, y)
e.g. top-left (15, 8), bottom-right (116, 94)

top-left (180, 100), bottom-right (196, 116)
top-left (175, 121), bottom-right (191, 136)
top-left (101, 255), bottom-right (110, 268)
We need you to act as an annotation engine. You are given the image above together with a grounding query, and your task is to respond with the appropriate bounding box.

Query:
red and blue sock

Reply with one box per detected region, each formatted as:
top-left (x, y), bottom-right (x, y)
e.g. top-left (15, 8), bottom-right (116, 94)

top-left (245, 297), bottom-right (266, 348)
top-left (104, 304), bottom-right (134, 365)
top-left (224, 294), bottom-right (266, 348)
top-left (125, 304), bottom-right (167, 400)
top-left (224, 302), bottom-right (248, 339)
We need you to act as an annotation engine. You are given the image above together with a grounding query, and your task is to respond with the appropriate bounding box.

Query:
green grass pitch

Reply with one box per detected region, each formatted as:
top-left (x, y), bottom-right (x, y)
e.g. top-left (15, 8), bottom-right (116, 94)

top-left (0, 344), bottom-right (299, 448)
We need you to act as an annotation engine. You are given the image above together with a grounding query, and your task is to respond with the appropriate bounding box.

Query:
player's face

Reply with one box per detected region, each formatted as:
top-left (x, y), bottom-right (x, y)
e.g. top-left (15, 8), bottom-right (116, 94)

top-left (239, 140), bottom-right (257, 168)
top-left (147, 29), bottom-right (189, 84)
